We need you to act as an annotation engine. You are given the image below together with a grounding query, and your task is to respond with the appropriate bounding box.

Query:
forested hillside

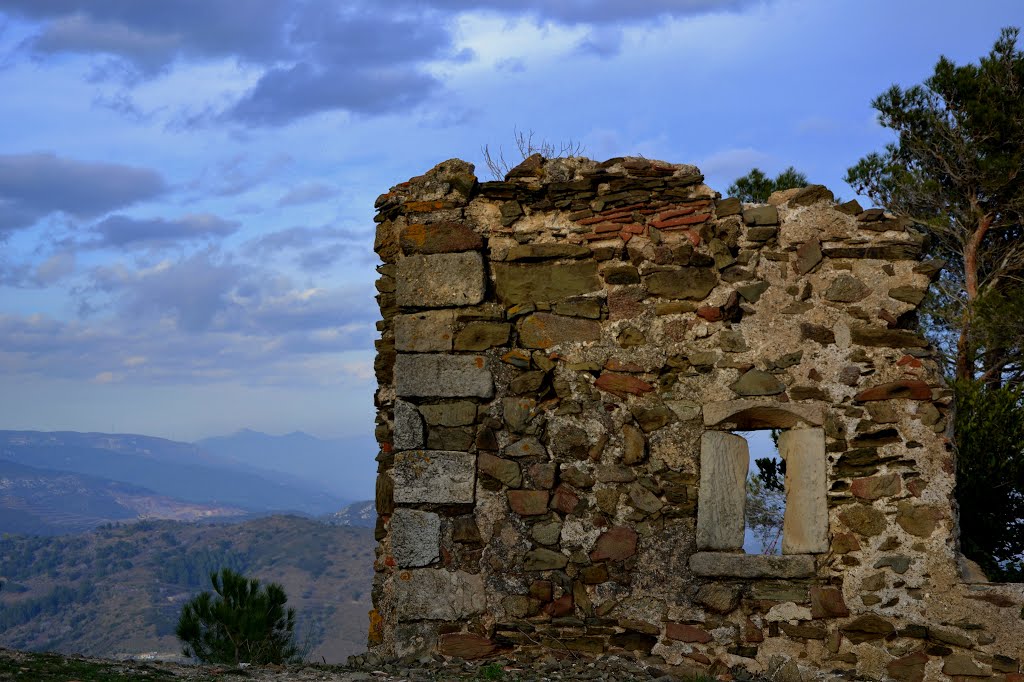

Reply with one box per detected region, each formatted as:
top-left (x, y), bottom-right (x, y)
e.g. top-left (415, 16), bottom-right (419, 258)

top-left (0, 516), bottom-right (374, 663)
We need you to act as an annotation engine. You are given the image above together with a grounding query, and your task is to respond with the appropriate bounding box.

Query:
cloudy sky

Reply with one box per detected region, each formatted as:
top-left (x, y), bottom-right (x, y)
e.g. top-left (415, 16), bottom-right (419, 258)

top-left (0, 0), bottom-right (1018, 446)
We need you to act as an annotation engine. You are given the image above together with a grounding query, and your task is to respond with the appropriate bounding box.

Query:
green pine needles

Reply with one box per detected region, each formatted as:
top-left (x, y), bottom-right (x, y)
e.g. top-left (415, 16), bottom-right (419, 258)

top-left (175, 567), bottom-right (301, 666)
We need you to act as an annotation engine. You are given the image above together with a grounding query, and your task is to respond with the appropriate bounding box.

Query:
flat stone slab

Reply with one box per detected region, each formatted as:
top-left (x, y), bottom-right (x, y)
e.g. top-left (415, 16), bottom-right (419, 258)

top-left (394, 569), bottom-right (485, 620)
top-left (390, 508), bottom-right (440, 567)
top-left (393, 451), bottom-right (476, 504)
top-left (396, 252), bottom-right (485, 307)
top-left (697, 431), bottom-right (748, 551)
top-left (780, 428), bottom-right (829, 554)
top-left (393, 400), bottom-right (424, 450)
top-left (703, 399), bottom-right (824, 429)
top-left (689, 552), bottom-right (815, 578)
top-left (395, 354), bottom-right (493, 398)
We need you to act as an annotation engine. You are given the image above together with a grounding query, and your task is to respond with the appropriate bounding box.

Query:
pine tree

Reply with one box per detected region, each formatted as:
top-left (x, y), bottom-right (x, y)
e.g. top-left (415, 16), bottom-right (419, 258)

top-left (175, 567), bottom-right (300, 666)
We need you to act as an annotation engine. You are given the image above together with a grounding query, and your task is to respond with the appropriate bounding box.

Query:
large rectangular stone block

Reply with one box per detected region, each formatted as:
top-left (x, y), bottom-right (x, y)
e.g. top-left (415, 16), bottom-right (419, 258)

top-left (393, 450), bottom-right (476, 504)
top-left (390, 508), bottom-right (441, 567)
top-left (395, 310), bottom-right (457, 352)
top-left (689, 552), bottom-right (815, 578)
top-left (779, 428), bottom-right (828, 554)
top-left (396, 252), bottom-right (485, 308)
top-left (493, 261), bottom-right (601, 304)
top-left (697, 431), bottom-right (748, 551)
top-left (395, 354), bottom-right (493, 398)
top-left (394, 569), bottom-right (486, 620)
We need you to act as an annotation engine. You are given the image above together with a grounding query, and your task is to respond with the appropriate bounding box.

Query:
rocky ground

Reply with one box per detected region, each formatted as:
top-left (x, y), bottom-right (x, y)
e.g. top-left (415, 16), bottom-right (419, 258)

top-left (0, 646), bottom-right (770, 681)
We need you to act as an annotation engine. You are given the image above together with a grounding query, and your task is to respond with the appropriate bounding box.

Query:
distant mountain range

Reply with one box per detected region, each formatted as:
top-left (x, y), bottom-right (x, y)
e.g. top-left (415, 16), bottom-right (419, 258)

top-left (0, 429), bottom-right (378, 531)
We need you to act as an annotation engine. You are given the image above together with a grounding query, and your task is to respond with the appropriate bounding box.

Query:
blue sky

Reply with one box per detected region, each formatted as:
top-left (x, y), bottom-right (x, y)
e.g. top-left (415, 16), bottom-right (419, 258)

top-left (0, 0), bottom-right (1019, 443)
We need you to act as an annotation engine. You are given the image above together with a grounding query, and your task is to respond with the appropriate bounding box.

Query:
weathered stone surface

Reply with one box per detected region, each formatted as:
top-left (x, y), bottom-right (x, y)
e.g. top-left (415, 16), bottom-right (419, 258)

top-left (703, 399), bottom-right (824, 428)
top-left (394, 569), bottom-right (486, 620)
top-left (524, 548), bottom-right (569, 571)
top-left (855, 380), bottom-right (931, 402)
top-left (493, 261), bottom-right (601, 304)
top-left (697, 431), bottom-right (748, 551)
top-left (743, 206), bottom-right (779, 226)
top-left (851, 473), bottom-right (901, 500)
top-left (396, 252), bottom-right (486, 307)
top-left (393, 451), bottom-right (476, 504)
top-left (594, 372), bottom-right (655, 397)
top-left (603, 264), bottom-right (641, 284)
top-left (874, 555), bottom-right (913, 574)
top-left (454, 322), bottom-right (511, 350)
top-left (737, 281), bottom-right (770, 302)
top-left (943, 654), bottom-right (987, 677)
top-left (887, 652), bottom-right (928, 682)
top-left (391, 508), bottom-right (441, 567)
top-left (477, 452), bottom-right (522, 488)
top-left (689, 552), bottom-right (815, 578)
top-left (824, 274), bottom-right (870, 302)
top-left (889, 286), bottom-right (928, 305)
top-left (839, 503), bottom-right (886, 536)
top-left (729, 369), bottom-right (785, 396)
top-left (621, 424), bottom-right (646, 465)
top-left (840, 614), bottom-right (895, 643)
top-left (532, 519), bottom-right (561, 545)
top-left (644, 268), bottom-right (718, 300)
top-left (506, 243), bottom-right (591, 260)
top-left (395, 354), bottom-right (493, 398)
top-left (418, 400), bottom-right (477, 427)
top-left (850, 325), bottom-right (929, 348)
top-left (800, 322), bottom-right (835, 345)
top-left (666, 623), bottom-right (713, 643)
top-left (590, 526), bottom-right (638, 561)
top-left (502, 436), bottom-right (546, 458)
top-left (896, 501), bottom-right (943, 537)
top-left (438, 633), bottom-right (497, 660)
top-left (717, 197), bottom-right (742, 217)
top-left (790, 185), bottom-right (834, 207)
top-left (628, 482), bottom-right (663, 514)
top-left (395, 310), bottom-right (457, 351)
top-left (696, 584), bottom-right (741, 614)
top-left (507, 490), bottom-right (549, 515)
top-left (400, 221), bottom-right (483, 255)
top-left (518, 313), bottom-right (601, 348)
top-left (393, 400), bottom-right (424, 450)
top-left (795, 237), bottom-right (822, 275)
top-left (809, 586), bottom-right (849, 618)
top-left (780, 428), bottom-right (828, 554)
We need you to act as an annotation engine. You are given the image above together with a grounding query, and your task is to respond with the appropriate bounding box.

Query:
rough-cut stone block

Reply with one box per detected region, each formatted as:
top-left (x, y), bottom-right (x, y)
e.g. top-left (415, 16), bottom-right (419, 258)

top-left (779, 428), bottom-right (828, 554)
top-left (824, 274), bottom-right (870, 302)
top-left (506, 243), bottom-right (591, 260)
top-left (666, 623), bottom-right (713, 643)
top-left (809, 586), bottom-right (849, 618)
top-left (438, 633), bottom-right (498, 659)
top-left (594, 372), bottom-right (654, 397)
top-left (507, 490), bottom-right (549, 515)
top-left (644, 268), bottom-right (718, 300)
top-left (703, 400), bottom-right (824, 429)
top-left (795, 237), bottom-right (822, 275)
top-left (393, 400), bottom-right (424, 450)
top-left (689, 552), bottom-right (815, 578)
top-left (396, 252), bottom-right (485, 307)
top-left (493, 261), bottom-right (601, 304)
top-left (395, 354), bottom-right (493, 398)
top-left (589, 526), bottom-right (638, 561)
top-left (729, 369), bottom-right (785, 396)
top-left (697, 431), bottom-right (748, 550)
top-left (850, 325), bottom-right (929, 348)
top-left (395, 310), bottom-right (457, 352)
top-left (524, 548), bottom-right (569, 570)
top-left (454, 322), bottom-right (511, 350)
top-left (400, 221), bottom-right (483, 255)
top-left (854, 379), bottom-right (931, 402)
top-left (394, 569), bottom-right (486, 620)
top-left (518, 313), bottom-right (601, 348)
top-left (418, 401), bottom-right (477, 426)
top-left (393, 451), bottom-right (476, 504)
top-left (477, 452), bottom-right (521, 488)
top-left (743, 206), bottom-right (779, 226)
top-left (390, 508), bottom-right (440, 567)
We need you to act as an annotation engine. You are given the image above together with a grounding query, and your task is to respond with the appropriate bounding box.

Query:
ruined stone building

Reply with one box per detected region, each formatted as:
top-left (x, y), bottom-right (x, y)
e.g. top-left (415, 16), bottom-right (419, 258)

top-left (369, 155), bottom-right (1024, 681)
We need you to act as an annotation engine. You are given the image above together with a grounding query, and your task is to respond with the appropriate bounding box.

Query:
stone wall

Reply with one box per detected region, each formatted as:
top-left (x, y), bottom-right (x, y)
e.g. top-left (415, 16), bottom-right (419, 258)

top-left (369, 155), bottom-right (1024, 680)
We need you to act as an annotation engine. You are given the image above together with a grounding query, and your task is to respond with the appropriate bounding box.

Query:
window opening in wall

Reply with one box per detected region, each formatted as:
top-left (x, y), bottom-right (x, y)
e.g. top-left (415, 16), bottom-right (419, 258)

top-left (697, 426), bottom-right (827, 556)
top-left (743, 430), bottom-right (785, 555)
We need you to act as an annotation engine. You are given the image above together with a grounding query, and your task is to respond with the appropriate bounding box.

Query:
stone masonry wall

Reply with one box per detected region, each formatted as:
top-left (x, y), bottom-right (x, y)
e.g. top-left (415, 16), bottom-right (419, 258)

top-left (369, 155), bottom-right (1024, 681)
